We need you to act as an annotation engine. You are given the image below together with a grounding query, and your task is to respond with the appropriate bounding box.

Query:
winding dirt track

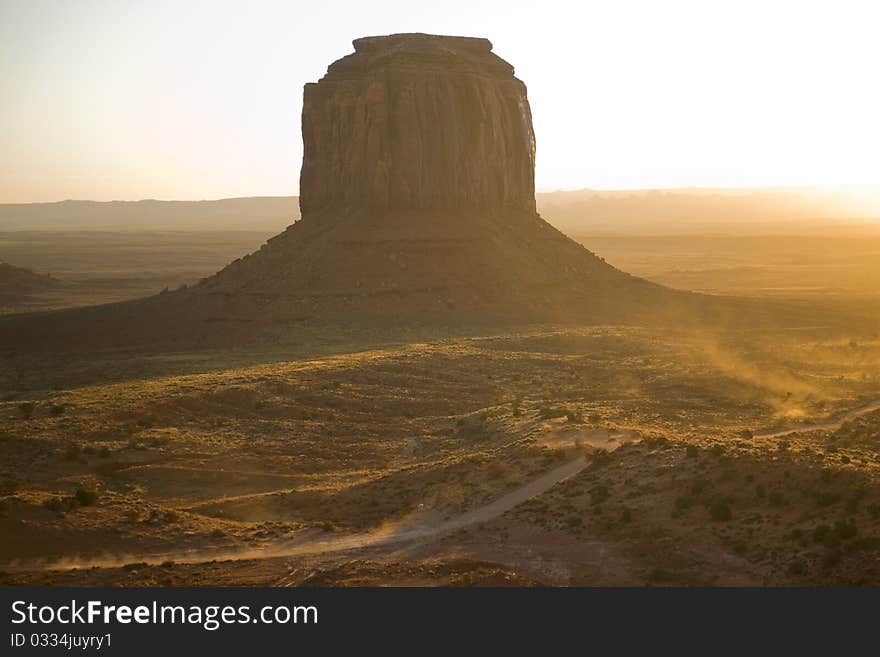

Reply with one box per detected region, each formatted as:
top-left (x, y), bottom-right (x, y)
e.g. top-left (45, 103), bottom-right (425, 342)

top-left (9, 398), bottom-right (880, 575)
top-left (754, 399), bottom-right (880, 439)
top-left (7, 455), bottom-right (589, 574)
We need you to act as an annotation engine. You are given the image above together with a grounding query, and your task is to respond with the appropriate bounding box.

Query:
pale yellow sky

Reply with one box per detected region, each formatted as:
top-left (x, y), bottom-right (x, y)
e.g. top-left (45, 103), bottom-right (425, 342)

top-left (1, 0), bottom-right (879, 203)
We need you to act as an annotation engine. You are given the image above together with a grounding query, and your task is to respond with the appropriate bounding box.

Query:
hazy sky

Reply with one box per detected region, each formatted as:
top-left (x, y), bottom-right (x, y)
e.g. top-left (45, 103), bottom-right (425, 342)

top-left (2, 0), bottom-right (879, 202)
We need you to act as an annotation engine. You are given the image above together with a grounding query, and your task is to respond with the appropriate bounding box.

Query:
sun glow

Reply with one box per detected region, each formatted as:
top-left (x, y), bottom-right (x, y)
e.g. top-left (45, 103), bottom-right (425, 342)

top-left (1, 0), bottom-right (879, 203)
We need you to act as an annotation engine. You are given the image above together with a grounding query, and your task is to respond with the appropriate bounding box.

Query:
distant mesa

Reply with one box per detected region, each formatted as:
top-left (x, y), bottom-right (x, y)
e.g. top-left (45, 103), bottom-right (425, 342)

top-left (0, 262), bottom-right (58, 290)
top-left (0, 262), bottom-right (59, 307)
top-left (0, 33), bottom-right (673, 348)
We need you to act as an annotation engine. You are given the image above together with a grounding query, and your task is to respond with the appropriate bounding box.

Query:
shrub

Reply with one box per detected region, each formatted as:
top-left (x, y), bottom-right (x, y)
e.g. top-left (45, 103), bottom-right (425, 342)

top-left (815, 491), bottom-right (841, 507)
top-left (690, 478), bottom-right (710, 497)
top-left (821, 548), bottom-right (842, 571)
top-left (709, 501), bottom-right (732, 521)
top-left (589, 485), bottom-right (609, 506)
top-left (511, 398), bottom-right (522, 417)
top-left (768, 490), bottom-right (786, 507)
top-left (74, 487), bottom-right (98, 507)
top-left (486, 461), bottom-right (506, 479)
top-left (787, 559), bottom-right (806, 576)
top-left (538, 405), bottom-right (568, 420)
top-left (49, 404), bottom-right (66, 416)
top-left (709, 444), bottom-right (725, 457)
top-left (685, 444), bottom-right (699, 458)
top-left (63, 444), bottom-right (81, 461)
top-left (589, 448), bottom-right (611, 467)
top-left (833, 518), bottom-right (858, 541)
top-left (43, 496), bottom-right (76, 513)
top-left (588, 412), bottom-right (602, 425)
top-left (812, 524), bottom-right (833, 546)
top-left (17, 401), bottom-right (37, 419)
top-left (0, 479), bottom-right (18, 496)
top-left (620, 507), bottom-right (632, 523)
top-left (755, 484), bottom-right (766, 499)
top-left (98, 446), bottom-right (112, 458)
top-left (674, 495), bottom-right (694, 511)
top-left (566, 410), bottom-right (583, 424)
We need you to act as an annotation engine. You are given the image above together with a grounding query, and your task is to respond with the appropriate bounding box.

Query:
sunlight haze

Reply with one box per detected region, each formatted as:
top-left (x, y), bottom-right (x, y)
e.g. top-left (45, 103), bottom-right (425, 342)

top-left (1, 0), bottom-right (879, 204)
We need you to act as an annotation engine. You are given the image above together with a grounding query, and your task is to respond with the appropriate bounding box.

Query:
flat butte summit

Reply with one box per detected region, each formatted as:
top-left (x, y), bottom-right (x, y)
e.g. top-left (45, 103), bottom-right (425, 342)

top-left (1, 33), bottom-right (681, 349)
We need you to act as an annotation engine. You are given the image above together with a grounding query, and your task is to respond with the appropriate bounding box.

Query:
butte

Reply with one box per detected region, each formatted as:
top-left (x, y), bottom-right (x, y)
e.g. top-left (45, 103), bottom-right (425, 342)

top-left (0, 33), bottom-right (683, 349)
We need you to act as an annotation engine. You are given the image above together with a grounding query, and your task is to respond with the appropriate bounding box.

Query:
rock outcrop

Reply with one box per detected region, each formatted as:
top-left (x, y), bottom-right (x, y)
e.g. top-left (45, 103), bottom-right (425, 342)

top-left (0, 34), bottom-right (677, 349)
top-left (299, 34), bottom-right (536, 215)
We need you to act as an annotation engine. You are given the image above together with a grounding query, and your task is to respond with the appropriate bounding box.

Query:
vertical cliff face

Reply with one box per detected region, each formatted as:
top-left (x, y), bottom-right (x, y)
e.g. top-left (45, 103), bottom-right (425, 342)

top-left (299, 33), bottom-right (537, 216)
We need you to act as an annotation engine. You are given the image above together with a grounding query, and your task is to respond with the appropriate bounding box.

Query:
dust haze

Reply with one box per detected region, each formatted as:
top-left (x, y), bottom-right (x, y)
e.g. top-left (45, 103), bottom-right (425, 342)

top-left (2, 32), bottom-right (879, 588)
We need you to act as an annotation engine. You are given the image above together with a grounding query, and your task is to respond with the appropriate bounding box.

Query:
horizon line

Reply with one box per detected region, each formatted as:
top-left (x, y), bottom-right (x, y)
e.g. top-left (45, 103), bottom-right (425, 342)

top-left (4, 182), bottom-right (880, 206)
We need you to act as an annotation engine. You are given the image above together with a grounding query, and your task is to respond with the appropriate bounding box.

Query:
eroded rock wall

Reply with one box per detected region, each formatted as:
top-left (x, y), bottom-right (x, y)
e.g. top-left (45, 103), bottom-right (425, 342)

top-left (299, 33), bottom-right (536, 216)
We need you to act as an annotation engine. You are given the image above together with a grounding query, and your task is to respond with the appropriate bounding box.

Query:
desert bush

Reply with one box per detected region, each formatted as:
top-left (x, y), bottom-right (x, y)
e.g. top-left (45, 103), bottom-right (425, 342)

top-left (620, 507), bottom-right (632, 523)
top-left (98, 446), bottom-right (112, 458)
top-left (833, 518), bottom-right (858, 541)
top-left (709, 501), bottom-right (732, 521)
top-left (49, 404), bottom-right (66, 416)
top-left (690, 478), bottom-right (710, 497)
top-left (511, 397), bottom-right (522, 417)
top-left (787, 559), bottom-right (806, 576)
top-left (17, 401), bottom-right (37, 419)
top-left (588, 412), bottom-right (602, 425)
top-left (589, 448), bottom-right (611, 467)
top-left (755, 484), bottom-right (766, 499)
top-left (812, 523), bottom-right (833, 546)
top-left (63, 444), bottom-right (81, 461)
top-left (486, 461), bottom-right (506, 479)
top-left (566, 410), bottom-right (583, 423)
top-left (674, 495), bottom-right (694, 511)
top-left (709, 444), bottom-right (725, 457)
top-left (685, 444), bottom-right (699, 458)
top-left (43, 496), bottom-right (77, 513)
top-left (538, 405), bottom-right (568, 420)
top-left (0, 479), bottom-right (18, 496)
top-left (768, 490), bottom-right (786, 507)
top-left (74, 487), bottom-right (98, 507)
top-left (589, 485), bottom-right (609, 506)
top-left (815, 491), bottom-right (841, 507)
top-left (786, 528), bottom-right (807, 545)
top-left (821, 548), bottom-right (842, 570)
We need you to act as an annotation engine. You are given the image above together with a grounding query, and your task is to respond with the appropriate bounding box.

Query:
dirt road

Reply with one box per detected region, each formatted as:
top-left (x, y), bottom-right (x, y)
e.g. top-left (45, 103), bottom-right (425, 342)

top-left (11, 398), bottom-right (880, 575)
top-left (755, 399), bottom-right (880, 439)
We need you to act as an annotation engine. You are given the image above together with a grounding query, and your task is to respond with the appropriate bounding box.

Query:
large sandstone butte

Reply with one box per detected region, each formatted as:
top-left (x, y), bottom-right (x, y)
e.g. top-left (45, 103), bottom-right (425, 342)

top-left (195, 33), bottom-right (663, 325)
top-left (299, 34), bottom-right (536, 215)
top-left (0, 34), bottom-right (679, 349)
